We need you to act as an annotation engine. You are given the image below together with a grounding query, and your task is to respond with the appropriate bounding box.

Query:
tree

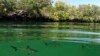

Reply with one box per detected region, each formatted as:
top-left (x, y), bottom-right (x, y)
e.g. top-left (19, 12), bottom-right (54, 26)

top-left (68, 6), bottom-right (78, 20)
top-left (78, 4), bottom-right (100, 22)
top-left (2, 0), bottom-right (16, 12)
top-left (51, 1), bottom-right (70, 21)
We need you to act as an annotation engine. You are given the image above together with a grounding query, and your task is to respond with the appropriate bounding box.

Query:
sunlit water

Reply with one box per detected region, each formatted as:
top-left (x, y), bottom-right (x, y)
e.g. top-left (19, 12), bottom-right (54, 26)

top-left (0, 22), bottom-right (100, 56)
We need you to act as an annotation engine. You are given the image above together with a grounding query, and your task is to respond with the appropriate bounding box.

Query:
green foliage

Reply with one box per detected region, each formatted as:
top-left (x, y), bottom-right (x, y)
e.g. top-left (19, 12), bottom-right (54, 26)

top-left (51, 1), bottom-right (100, 22)
top-left (15, 0), bottom-right (51, 17)
top-left (49, 1), bottom-right (70, 21)
top-left (78, 4), bottom-right (100, 22)
top-left (0, 0), bottom-right (100, 22)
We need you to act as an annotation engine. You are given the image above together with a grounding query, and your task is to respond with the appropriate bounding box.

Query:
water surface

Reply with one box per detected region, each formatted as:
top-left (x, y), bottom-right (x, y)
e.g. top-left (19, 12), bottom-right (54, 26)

top-left (0, 22), bottom-right (100, 56)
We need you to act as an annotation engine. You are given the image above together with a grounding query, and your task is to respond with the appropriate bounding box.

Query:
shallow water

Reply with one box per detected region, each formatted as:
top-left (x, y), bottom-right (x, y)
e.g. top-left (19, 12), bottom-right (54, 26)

top-left (0, 22), bottom-right (100, 56)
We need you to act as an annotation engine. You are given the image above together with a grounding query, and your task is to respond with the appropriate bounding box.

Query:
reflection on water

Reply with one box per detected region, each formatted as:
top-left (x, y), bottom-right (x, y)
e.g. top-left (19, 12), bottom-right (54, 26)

top-left (0, 22), bottom-right (100, 44)
top-left (50, 30), bottom-right (100, 35)
top-left (57, 37), bottom-right (100, 44)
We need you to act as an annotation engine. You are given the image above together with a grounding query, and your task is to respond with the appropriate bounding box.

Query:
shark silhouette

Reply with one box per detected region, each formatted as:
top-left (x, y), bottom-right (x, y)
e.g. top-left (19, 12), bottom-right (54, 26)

top-left (43, 41), bottom-right (60, 47)
top-left (11, 45), bottom-right (38, 55)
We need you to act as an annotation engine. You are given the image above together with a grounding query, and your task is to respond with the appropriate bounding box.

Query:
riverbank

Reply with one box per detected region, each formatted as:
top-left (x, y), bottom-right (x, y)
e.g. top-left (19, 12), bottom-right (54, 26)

top-left (0, 11), bottom-right (100, 23)
top-left (0, 16), bottom-right (100, 23)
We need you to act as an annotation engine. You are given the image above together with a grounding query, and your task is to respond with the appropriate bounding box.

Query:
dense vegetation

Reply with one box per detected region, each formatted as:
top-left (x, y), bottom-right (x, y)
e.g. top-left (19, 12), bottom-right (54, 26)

top-left (0, 0), bottom-right (100, 22)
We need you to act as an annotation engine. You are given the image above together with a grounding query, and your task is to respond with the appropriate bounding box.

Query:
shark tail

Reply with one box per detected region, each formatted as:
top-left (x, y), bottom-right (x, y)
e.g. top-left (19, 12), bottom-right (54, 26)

top-left (27, 45), bottom-right (38, 52)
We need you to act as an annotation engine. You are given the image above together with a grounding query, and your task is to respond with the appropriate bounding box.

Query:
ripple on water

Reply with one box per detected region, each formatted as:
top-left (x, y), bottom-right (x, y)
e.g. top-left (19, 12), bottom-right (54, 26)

top-left (50, 30), bottom-right (100, 35)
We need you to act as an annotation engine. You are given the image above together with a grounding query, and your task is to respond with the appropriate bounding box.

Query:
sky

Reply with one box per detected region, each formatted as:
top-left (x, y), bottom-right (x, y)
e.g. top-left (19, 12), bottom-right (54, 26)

top-left (53, 0), bottom-right (100, 6)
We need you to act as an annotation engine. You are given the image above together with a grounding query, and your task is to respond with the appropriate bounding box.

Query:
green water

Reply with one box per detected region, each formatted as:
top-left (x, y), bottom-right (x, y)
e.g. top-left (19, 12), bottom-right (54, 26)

top-left (0, 22), bottom-right (100, 56)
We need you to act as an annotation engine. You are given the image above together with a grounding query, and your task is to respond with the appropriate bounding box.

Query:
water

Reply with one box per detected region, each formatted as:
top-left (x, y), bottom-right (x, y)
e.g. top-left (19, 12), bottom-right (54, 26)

top-left (0, 22), bottom-right (100, 56)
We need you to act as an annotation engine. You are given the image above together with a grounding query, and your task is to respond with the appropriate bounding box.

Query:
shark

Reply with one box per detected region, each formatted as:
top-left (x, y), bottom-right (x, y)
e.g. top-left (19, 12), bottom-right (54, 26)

top-left (11, 45), bottom-right (38, 55)
top-left (43, 41), bottom-right (60, 47)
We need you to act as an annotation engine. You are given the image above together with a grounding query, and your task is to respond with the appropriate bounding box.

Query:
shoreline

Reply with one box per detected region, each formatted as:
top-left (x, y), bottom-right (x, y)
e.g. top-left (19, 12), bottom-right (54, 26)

top-left (0, 14), bottom-right (100, 23)
top-left (0, 17), bottom-right (100, 23)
